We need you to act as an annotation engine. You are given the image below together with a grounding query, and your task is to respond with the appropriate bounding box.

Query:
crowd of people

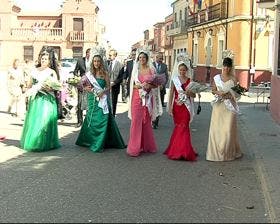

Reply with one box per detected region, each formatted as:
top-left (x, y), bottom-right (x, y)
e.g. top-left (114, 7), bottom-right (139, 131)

top-left (2, 45), bottom-right (243, 162)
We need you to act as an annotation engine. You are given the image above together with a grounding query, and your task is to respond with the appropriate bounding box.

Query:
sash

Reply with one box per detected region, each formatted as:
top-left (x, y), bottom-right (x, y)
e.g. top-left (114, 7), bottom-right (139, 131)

top-left (172, 76), bottom-right (195, 123)
top-left (85, 72), bottom-right (109, 114)
top-left (135, 73), bottom-right (153, 115)
top-left (212, 75), bottom-right (240, 114)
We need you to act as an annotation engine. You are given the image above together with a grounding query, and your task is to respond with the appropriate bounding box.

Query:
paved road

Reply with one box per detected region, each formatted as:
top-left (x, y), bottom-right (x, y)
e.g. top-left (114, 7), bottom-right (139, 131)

top-left (0, 90), bottom-right (271, 223)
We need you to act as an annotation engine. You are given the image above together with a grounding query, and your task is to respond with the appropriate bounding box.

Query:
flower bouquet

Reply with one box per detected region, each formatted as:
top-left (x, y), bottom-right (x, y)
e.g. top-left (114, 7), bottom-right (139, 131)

top-left (43, 77), bottom-right (62, 91)
top-left (231, 83), bottom-right (248, 96)
top-left (187, 81), bottom-right (208, 93)
top-left (67, 76), bottom-right (81, 87)
top-left (148, 73), bottom-right (167, 86)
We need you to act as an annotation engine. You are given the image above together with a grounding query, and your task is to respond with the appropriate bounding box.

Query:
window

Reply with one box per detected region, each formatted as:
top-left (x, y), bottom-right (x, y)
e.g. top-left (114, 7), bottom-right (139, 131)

top-left (72, 47), bottom-right (83, 58)
top-left (217, 39), bottom-right (224, 68)
top-left (73, 18), bottom-right (84, 31)
top-left (23, 46), bottom-right (34, 61)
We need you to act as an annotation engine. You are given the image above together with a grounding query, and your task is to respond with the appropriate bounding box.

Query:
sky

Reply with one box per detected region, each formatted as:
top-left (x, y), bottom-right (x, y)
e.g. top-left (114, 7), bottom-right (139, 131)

top-left (14, 0), bottom-right (173, 53)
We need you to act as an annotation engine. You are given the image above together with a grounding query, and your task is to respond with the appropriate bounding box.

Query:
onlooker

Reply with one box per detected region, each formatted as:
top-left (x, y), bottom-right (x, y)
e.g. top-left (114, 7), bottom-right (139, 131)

top-left (120, 59), bottom-right (128, 103)
top-left (152, 52), bottom-right (169, 129)
top-left (7, 58), bottom-right (25, 117)
top-left (107, 49), bottom-right (123, 116)
top-left (73, 48), bottom-right (91, 127)
top-left (124, 48), bottom-right (137, 99)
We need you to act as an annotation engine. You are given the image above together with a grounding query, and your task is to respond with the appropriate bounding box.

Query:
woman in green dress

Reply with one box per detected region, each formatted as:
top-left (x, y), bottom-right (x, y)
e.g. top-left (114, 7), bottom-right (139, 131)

top-left (20, 46), bottom-right (61, 151)
top-left (75, 52), bottom-right (126, 152)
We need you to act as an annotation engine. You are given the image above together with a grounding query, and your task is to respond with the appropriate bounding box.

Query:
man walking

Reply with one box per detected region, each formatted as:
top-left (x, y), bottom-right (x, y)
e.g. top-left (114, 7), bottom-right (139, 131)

top-left (73, 48), bottom-right (91, 128)
top-left (123, 48), bottom-right (137, 99)
top-left (108, 49), bottom-right (123, 116)
top-left (152, 52), bottom-right (169, 129)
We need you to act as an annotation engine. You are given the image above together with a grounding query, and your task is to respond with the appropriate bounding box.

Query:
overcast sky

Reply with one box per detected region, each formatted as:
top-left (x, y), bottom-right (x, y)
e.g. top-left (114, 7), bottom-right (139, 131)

top-left (14, 0), bottom-right (173, 52)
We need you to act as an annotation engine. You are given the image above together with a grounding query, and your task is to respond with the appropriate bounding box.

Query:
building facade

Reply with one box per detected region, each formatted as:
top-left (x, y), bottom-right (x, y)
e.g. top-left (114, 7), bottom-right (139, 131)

top-left (0, 0), bottom-right (104, 69)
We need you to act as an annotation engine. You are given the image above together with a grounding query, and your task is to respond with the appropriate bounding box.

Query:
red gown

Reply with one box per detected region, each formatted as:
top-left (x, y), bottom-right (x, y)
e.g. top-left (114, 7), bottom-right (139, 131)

top-left (164, 79), bottom-right (197, 161)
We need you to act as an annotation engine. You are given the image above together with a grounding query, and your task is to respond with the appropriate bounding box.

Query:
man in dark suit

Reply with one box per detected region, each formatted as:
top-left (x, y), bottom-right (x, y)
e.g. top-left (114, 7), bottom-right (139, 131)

top-left (108, 49), bottom-right (123, 116)
top-left (152, 52), bottom-right (169, 129)
top-left (123, 48), bottom-right (137, 100)
top-left (73, 48), bottom-right (91, 128)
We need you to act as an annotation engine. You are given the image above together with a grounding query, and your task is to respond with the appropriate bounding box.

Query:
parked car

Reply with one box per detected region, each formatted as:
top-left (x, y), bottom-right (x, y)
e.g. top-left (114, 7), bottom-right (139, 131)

top-left (61, 57), bottom-right (77, 66)
top-left (60, 61), bottom-right (76, 82)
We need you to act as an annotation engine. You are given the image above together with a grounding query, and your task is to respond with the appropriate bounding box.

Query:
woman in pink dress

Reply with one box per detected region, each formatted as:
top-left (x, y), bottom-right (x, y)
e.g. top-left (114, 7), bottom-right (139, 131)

top-left (164, 55), bottom-right (197, 161)
top-left (127, 50), bottom-right (162, 157)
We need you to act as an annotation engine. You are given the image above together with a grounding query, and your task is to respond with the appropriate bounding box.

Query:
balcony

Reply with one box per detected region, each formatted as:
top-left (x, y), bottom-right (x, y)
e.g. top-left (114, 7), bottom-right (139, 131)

top-left (187, 2), bottom-right (227, 27)
top-left (69, 31), bottom-right (85, 42)
top-left (10, 28), bottom-right (62, 41)
top-left (166, 20), bottom-right (187, 36)
top-left (257, 0), bottom-right (275, 9)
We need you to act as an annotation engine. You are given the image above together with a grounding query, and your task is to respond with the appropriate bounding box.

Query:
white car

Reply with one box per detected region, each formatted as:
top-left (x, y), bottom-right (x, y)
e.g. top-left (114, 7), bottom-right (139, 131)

top-left (60, 61), bottom-right (75, 82)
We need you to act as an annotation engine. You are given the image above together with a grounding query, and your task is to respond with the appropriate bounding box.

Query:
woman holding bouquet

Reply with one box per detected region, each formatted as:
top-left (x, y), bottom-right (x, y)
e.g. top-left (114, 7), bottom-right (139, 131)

top-left (206, 57), bottom-right (242, 161)
top-left (164, 55), bottom-right (197, 161)
top-left (20, 46), bottom-right (61, 151)
top-left (75, 52), bottom-right (126, 152)
top-left (127, 50), bottom-right (162, 157)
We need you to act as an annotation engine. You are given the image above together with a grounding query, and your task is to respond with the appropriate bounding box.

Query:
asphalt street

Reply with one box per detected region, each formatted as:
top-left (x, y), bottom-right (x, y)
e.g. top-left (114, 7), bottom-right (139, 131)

top-left (0, 90), bottom-right (273, 223)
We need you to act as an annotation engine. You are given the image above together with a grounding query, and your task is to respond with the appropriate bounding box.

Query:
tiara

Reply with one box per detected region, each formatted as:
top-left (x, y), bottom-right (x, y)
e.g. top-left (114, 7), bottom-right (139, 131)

top-left (176, 52), bottom-right (190, 63)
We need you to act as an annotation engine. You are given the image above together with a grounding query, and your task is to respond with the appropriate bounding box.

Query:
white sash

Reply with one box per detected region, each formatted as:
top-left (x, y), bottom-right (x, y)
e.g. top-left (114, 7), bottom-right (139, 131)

top-left (213, 75), bottom-right (240, 114)
top-left (135, 73), bottom-right (153, 115)
top-left (85, 72), bottom-right (109, 114)
top-left (172, 76), bottom-right (195, 123)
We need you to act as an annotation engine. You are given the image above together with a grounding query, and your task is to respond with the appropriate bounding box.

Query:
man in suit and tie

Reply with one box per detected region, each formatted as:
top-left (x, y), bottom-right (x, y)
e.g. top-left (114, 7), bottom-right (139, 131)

top-left (152, 52), bottom-right (169, 129)
top-left (73, 48), bottom-right (91, 127)
top-left (108, 49), bottom-right (123, 116)
top-left (123, 48), bottom-right (137, 99)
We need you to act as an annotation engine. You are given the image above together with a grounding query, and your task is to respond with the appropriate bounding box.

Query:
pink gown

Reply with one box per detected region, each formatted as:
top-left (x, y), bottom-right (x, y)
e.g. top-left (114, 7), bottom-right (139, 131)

top-left (127, 70), bottom-right (157, 157)
top-left (164, 79), bottom-right (197, 161)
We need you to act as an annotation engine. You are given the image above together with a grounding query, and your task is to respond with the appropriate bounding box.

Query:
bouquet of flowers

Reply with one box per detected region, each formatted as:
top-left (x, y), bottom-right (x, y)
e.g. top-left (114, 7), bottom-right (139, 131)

top-left (187, 81), bottom-right (208, 93)
top-left (43, 77), bottom-right (62, 91)
top-left (231, 83), bottom-right (248, 96)
top-left (67, 76), bottom-right (81, 87)
top-left (148, 73), bottom-right (167, 86)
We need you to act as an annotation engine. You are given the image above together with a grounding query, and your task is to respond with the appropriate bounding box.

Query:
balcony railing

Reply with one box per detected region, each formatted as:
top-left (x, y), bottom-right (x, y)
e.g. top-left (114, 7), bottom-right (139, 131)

top-left (187, 2), bottom-right (227, 27)
top-left (166, 20), bottom-right (187, 36)
top-left (257, 0), bottom-right (275, 9)
top-left (69, 31), bottom-right (85, 42)
top-left (10, 28), bottom-right (62, 40)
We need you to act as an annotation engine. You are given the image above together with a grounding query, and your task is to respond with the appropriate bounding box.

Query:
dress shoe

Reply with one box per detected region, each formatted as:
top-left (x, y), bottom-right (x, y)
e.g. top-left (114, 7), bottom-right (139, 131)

top-left (152, 124), bottom-right (158, 129)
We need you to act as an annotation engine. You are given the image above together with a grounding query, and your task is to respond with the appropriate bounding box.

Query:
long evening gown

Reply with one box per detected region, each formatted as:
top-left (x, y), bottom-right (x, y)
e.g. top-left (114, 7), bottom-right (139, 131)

top-left (164, 79), bottom-right (197, 161)
top-left (206, 75), bottom-right (242, 161)
top-left (127, 70), bottom-right (158, 157)
top-left (75, 78), bottom-right (126, 152)
top-left (20, 68), bottom-right (61, 152)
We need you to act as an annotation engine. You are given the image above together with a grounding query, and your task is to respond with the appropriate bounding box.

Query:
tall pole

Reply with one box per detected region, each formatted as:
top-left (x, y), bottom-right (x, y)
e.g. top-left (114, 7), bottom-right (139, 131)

top-left (273, 0), bottom-right (280, 76)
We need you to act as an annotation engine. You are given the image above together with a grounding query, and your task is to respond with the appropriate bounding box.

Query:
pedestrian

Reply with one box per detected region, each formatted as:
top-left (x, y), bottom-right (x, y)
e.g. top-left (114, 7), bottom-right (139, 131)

top-left (22, 59), bottom-right (34, 111)
top-left (20, 46), bottom-right (61, 152)
top-left (7, 58), bottom-right (25, 117)
top-left (123, 48), bottom-right (137, 100)
top-left (126, 49), bottom-right (162, 157)
top-left (152, 52), bottom-right (169, 129)
top-left (164, 53), bottom-right (197, 161)
top-left (73, 48), bottom-right (91, 127)
top-left (107, 49), bottom-right (123, 116)
top-left (75, 47), bottom-right (126, 152)
top-left (120, 59), bottom-right (128, 103)
top-left (206, 57), bottom-right (242, 161)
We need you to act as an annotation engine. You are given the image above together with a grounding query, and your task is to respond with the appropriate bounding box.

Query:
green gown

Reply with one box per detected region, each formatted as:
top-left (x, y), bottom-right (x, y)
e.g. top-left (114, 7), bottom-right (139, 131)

top-left (75, 78), bottom-right (126, 152)
top-left (20, 90), bottom-right (61, 152)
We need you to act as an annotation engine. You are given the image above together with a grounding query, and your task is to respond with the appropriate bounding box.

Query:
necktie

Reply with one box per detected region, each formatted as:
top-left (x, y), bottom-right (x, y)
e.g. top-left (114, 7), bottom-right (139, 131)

top-left (157, 63), bottom-right (161, 72)
top-left (109, 61), bottom-right (112, 72)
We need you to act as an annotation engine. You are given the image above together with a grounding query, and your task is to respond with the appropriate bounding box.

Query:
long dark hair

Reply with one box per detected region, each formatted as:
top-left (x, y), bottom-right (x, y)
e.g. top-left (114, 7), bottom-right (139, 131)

top-left (37, 46), bottom-right (60, 80)
top-left (90, 55), bottom-right (107, 77)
